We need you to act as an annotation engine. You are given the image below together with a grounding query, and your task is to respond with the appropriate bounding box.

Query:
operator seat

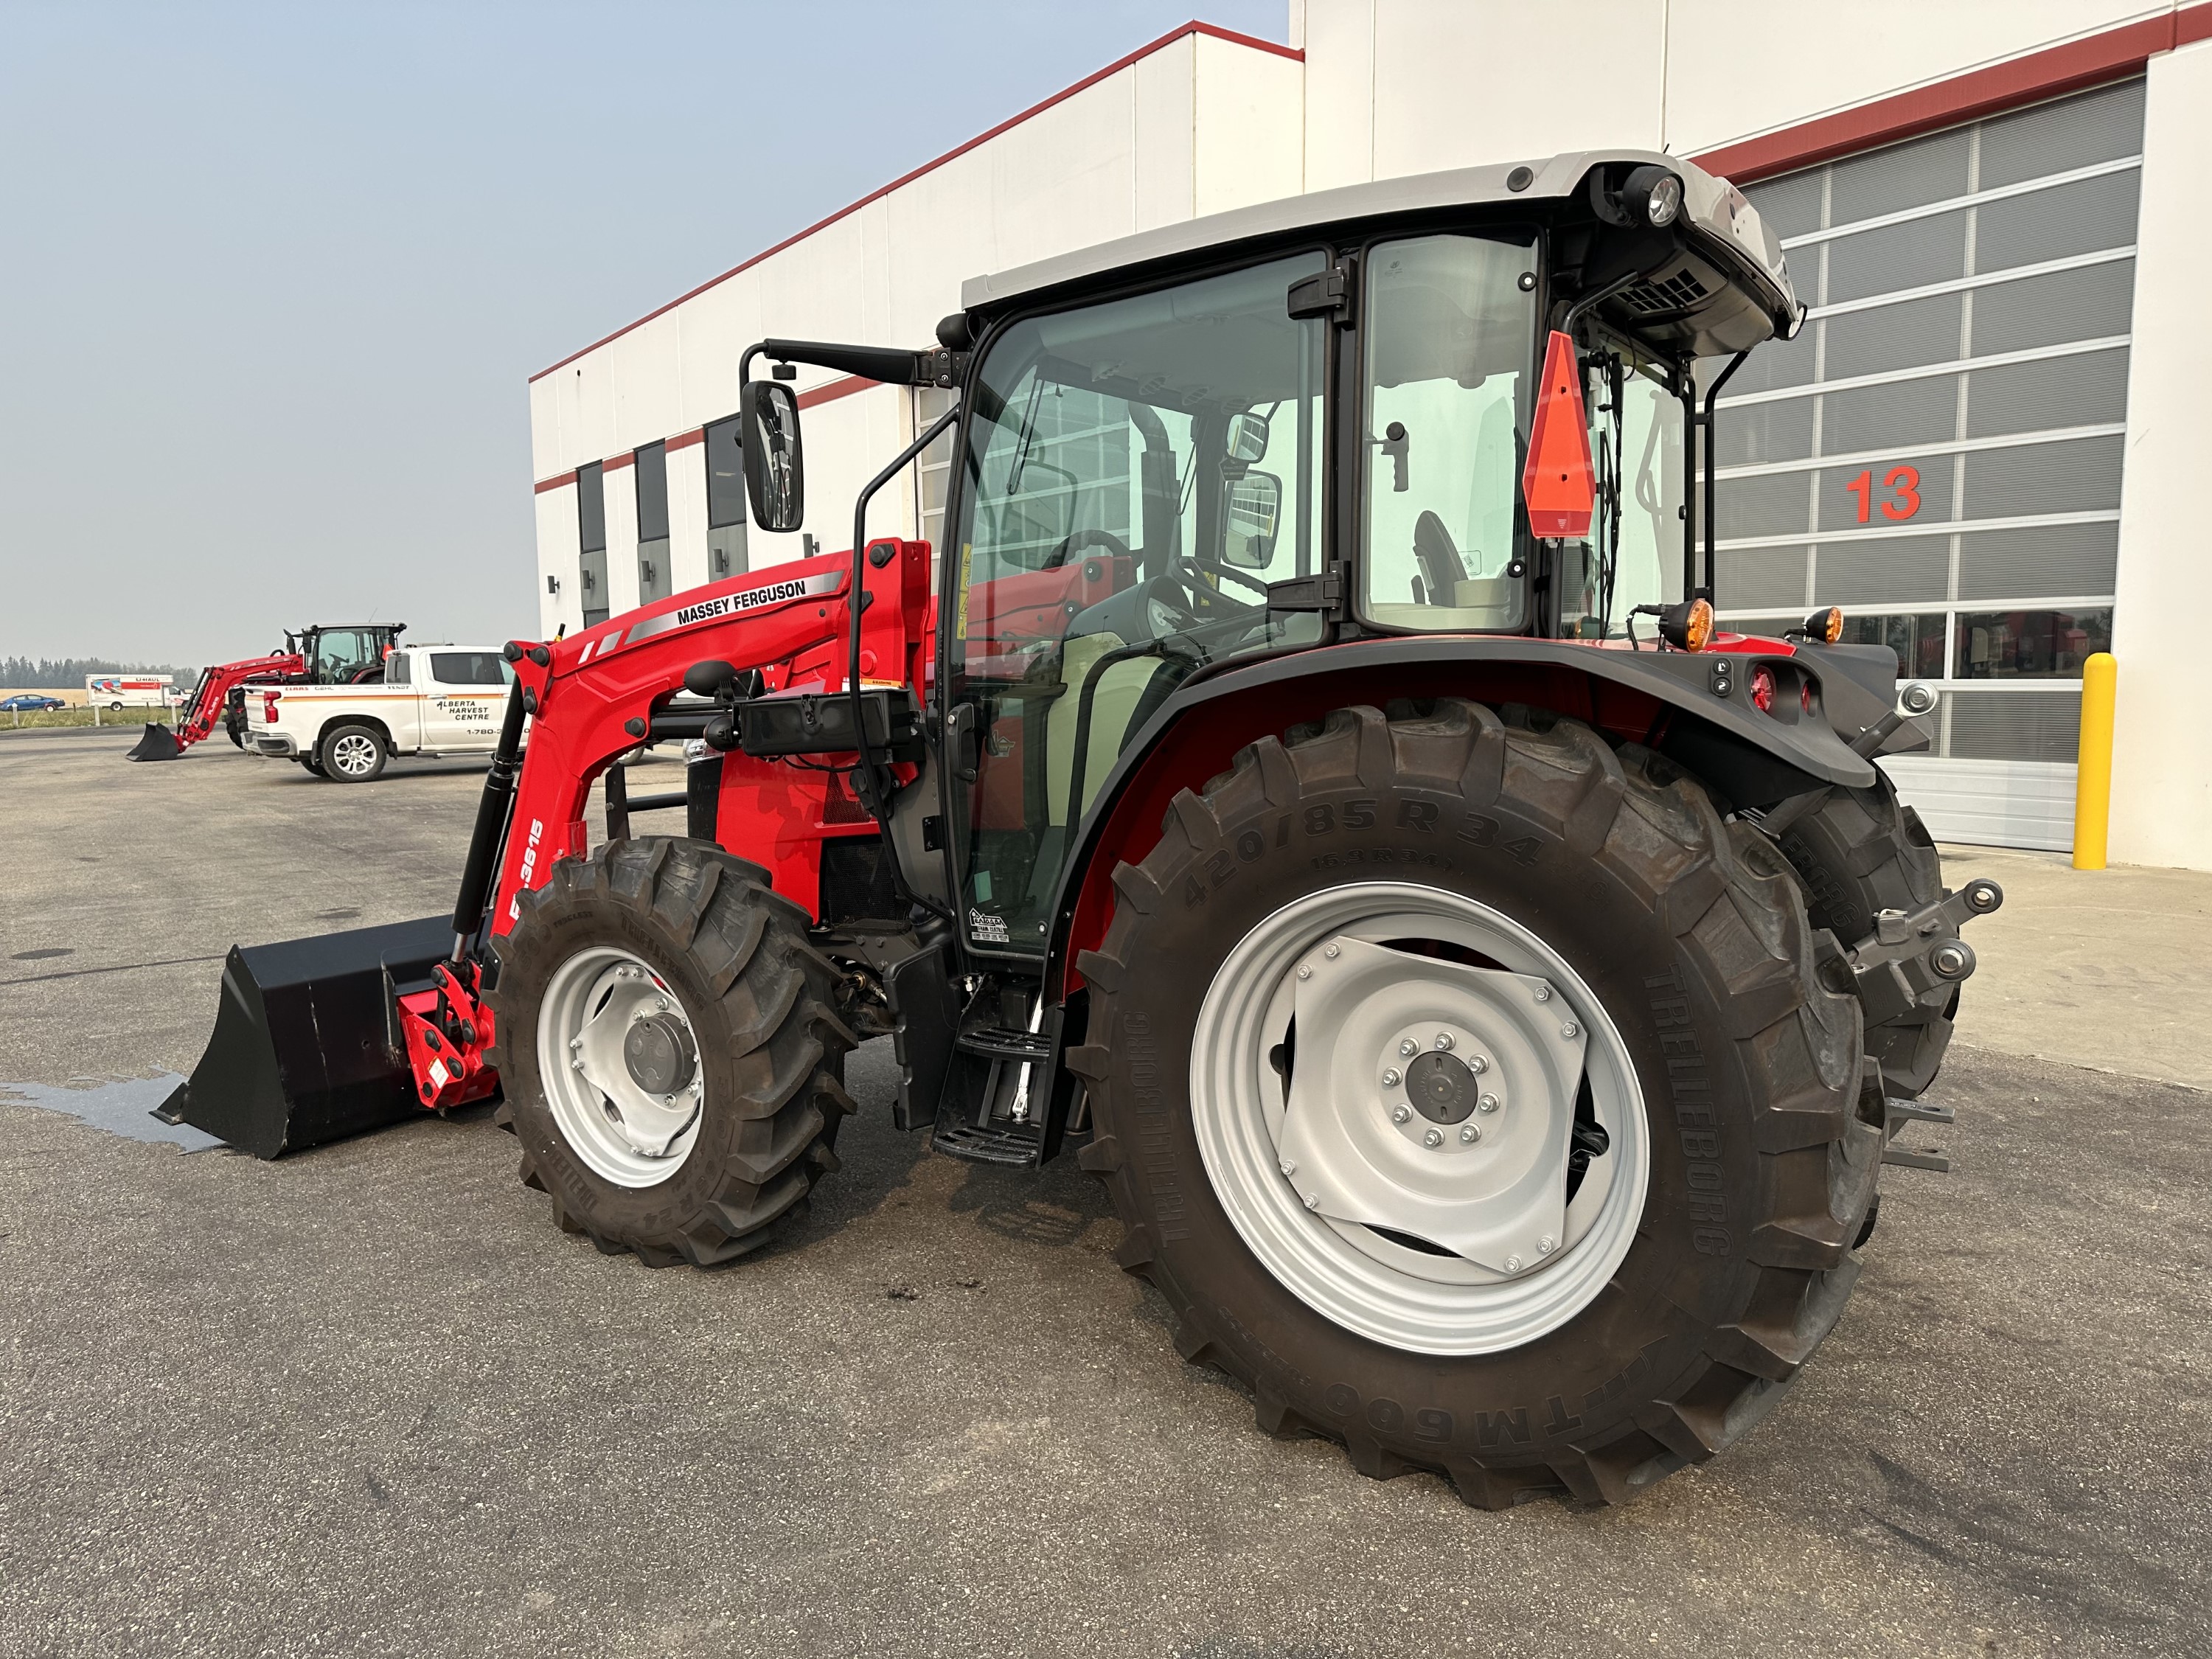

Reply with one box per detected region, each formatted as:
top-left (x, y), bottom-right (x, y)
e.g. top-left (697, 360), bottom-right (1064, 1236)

top-left (1412, 509), bottom-right (1518, 614)
top-left (1044, 630), bottom-right (1189, 827)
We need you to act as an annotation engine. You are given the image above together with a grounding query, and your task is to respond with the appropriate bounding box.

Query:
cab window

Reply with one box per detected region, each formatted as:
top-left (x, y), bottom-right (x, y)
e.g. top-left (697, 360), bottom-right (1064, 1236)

top-left (1360, 232), bottom-right (1537, 631)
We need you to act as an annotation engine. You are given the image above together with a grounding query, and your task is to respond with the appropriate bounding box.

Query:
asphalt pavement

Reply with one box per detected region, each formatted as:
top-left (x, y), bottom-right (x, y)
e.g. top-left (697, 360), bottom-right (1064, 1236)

top-left (1, 728), bottom-right (2206, 1657)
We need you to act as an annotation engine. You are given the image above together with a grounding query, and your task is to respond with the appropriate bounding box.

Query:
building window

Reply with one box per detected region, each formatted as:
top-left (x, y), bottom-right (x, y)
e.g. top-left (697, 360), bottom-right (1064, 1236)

top-left (577, 461), bottom-right (609, 627)
top-left (705, 414), bottom-right (748, 580)
top-left (636, 441), bottom-right (670, 604)
top-left (914, 385), bottom-right (956, 574)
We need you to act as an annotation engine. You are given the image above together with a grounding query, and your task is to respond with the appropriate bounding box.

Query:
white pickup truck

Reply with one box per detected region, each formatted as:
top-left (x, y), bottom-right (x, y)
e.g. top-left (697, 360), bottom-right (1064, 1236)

top-left (245, 644), bottom-right (515, 781)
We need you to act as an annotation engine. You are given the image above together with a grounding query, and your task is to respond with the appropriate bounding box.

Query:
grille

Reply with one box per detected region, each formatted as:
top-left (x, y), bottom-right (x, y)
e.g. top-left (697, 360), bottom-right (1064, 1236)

top-left (1618, 268), bottom-right (1708, 314)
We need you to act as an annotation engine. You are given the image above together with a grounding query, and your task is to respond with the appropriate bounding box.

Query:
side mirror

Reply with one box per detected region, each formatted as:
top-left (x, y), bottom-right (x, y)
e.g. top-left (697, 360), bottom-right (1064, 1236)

top-left (1222, 470), bottom-right (1283, 568)
top-left (1228, 410), bottom-right (1270, 465)
top-left (740, 379), bottom-right (805, 533)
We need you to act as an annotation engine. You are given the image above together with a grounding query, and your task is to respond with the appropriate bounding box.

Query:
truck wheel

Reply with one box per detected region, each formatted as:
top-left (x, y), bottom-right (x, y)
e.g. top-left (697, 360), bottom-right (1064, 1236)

top-left (298, 754), bottom-right (327, 777)
top-left (319, 723), bottom-right (387, 782)
top-left (1073, 700), bottom-right (1874, 1506)
top-left (485, 838), bottom-right (858, 1267)
top-left (1773, 774), bottom-right (1953, 1099)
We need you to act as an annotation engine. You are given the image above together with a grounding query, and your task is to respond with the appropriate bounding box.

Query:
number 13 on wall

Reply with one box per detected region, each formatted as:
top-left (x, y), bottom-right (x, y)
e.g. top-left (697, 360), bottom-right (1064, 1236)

top-left (1846, 465), bottom-right (1921, 523)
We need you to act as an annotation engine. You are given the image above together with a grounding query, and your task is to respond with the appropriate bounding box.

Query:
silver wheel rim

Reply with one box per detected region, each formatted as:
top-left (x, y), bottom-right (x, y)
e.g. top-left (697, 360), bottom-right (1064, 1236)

top-left (330, 732), bottom-right (380, 776)
top-left (538, 946), bottom-right (705, 1187)
top-left (1189, 880), bottom-right (1649, 1356)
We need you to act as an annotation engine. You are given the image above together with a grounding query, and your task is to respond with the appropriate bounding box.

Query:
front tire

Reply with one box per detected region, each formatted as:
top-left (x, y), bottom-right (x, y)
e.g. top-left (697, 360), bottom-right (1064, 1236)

top-left (1074, 701), bottom-right (1875, 1506)
top-left (485, 838), bottom-right (857, 1267)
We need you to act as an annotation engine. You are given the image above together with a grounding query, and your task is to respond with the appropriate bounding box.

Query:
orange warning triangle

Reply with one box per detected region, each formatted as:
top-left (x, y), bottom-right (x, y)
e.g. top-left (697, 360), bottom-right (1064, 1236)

top-left (1521, 330), bottom-right (1594, 540)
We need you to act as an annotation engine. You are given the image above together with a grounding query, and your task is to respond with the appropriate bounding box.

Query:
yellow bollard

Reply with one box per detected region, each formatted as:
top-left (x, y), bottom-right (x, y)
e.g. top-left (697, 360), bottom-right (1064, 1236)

top-left (2073, 652), bottom-right (2117, 869)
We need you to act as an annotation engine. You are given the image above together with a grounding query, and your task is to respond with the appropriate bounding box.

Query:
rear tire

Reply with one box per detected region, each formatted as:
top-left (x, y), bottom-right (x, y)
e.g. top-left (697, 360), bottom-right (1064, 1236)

top-left (1074, 700), bottom-right (1875, 1506)
top-left (298, 755), bottom-right (327, 777)
top-left (485, 838), bottom-right (857, 1267)
top-left (1774, 773), bottom-right (1954, 1098)
top-left (319, 723), bottom-right (386, 782)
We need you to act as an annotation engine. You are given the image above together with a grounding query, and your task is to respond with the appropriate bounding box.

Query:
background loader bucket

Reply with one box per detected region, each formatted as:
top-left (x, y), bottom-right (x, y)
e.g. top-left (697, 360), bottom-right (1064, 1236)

top-left (126, 723), bottom-right (184, 761)
top-left (156, 916), bottom-right (454, 1158)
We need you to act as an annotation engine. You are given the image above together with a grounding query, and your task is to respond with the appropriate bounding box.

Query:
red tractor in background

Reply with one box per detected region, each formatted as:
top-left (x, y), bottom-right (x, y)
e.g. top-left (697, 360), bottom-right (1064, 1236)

top-left (127, 623), bottom-right (406, 762)
top-left (166, 150), bottom-right (2000, 1507)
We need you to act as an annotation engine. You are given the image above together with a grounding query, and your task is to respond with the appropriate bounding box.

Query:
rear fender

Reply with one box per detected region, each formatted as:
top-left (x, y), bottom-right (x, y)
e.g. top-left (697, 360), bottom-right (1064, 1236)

top-left (1044, 636), bottom-right (1884, 994)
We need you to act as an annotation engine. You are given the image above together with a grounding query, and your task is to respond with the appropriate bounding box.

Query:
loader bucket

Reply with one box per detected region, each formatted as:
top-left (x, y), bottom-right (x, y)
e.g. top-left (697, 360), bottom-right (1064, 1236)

top-left (155, 915), bottom-right (455, 1158)
top-left (126, 723), bottom-right (184, 762)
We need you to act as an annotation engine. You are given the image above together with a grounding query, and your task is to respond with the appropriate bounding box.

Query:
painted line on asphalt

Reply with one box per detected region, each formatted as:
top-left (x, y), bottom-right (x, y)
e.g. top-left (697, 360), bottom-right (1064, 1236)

top-left (1, 953), bottom-right (226, 987)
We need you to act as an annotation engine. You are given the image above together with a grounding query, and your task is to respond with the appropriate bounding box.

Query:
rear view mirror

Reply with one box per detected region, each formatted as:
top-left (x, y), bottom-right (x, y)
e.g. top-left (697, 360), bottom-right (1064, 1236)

top-left (1229, 411), bottom-right (1270, 465)
top-left (1222, 471), bottom-right (1282, 568)
top-left (740, 380), bottom-right (805, 533)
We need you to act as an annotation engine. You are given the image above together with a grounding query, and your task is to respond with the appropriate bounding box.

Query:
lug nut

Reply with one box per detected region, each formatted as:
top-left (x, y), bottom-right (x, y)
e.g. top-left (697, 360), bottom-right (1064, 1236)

top-left (1392, 1105), bottom-right (1412, 1124)
top-left (1434, 1032), bottom-right (1455, 1051)
top-left (1423, 1127), bottom-right (1443, 1147)
top-left (1505, 1254), bottom-right (1523, 1272)
top-left (1304, 1194), bottom-right (1321, 1211)
top-left (1382, 1068), bottom-right (1401, 1087)
top-left (1561, 1022), bottom-right (1580, 1039)
top-left (1279, 1159), bottom-right (1296, 1178)
top-left (655, 998), bottom-right (669, 1012)
top-left (1478, 1093), bottom-right (1499, 1113)
top-left (1468, 1055), bottom-right (1488, 1074)
top-left (1459, 1124), bottom-right (1478, 1144)
top-left (1324, 944), bottom-right (1340, 959)
top-left (1297, 964), bottom-right (1312, 981)
top-left (1399, 1039), bottom-right (1418, 1057)
top-left (1534, 987), bottom-right (1551, 1003)
top-left (1538, 1236), bottom-right (1556, 1255)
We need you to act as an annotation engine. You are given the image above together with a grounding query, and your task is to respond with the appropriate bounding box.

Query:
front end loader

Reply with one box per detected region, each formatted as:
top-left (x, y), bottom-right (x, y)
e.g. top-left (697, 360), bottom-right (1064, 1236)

top-left (165, 150), bottom-right (2002, 1506)
top-left (127, 623), bottom-right (406, 761)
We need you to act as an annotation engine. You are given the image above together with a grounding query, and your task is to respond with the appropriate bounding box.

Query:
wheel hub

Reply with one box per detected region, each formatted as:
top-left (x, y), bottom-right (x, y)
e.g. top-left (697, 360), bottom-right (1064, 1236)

top-left (1276, 935), bottom-right (1587, 1273)
top-left (1188, 881), bottom-right (1649, 1355)
top-left (537, 950), bottom-right (706, 1186)
top-left (622, 1012), bottom-right (697, 1096)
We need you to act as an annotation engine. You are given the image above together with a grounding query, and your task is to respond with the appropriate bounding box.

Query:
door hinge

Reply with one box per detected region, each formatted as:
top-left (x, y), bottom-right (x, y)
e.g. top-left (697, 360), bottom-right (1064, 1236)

top-left (1287, 259), bottom-right (1357, 324)
top-left (1266, 565), bottom-right (1343, 613)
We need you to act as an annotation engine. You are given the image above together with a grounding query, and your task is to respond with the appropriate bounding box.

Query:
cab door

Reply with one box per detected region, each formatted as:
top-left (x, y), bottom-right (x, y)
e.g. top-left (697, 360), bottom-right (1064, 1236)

top-left (420, 650), bottom-right (511, 751)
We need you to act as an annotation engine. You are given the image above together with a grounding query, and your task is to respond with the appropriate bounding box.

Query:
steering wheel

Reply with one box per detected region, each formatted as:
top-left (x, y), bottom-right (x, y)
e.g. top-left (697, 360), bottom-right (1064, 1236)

top-left (1144, 558), bottom-right (1265, 640)
top-left (1041, 526), bottom-right (1133, 571)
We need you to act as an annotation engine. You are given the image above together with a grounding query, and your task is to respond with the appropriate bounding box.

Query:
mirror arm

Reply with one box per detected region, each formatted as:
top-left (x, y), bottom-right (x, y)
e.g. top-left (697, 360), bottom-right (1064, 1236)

top-left (846, 403), bottom-right (962, 921)
top-left (748, 337), bottom-right (965, 389)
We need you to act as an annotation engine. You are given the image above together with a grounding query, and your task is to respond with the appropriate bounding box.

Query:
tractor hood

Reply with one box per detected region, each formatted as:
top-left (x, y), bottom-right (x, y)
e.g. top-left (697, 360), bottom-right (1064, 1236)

top-left (961, 150), bottom-right (1802, 360)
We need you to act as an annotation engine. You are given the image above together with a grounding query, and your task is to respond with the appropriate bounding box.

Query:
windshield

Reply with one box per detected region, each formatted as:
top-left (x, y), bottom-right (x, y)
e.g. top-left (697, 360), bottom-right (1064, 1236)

top-left (948, 251), bottom-right (1328, 954)
top-left (1360, 233), bottom-right (1537, 630)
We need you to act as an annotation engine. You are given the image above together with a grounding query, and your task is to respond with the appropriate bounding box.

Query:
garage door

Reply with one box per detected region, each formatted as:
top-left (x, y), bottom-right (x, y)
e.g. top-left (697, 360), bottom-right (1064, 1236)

top-left (1719, 78), bottom-right (2144, 850)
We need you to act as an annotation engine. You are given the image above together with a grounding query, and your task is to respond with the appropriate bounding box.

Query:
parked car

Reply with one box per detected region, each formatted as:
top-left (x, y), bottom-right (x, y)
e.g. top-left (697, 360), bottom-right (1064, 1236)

top-left (1, 694), bottom-right (67, 711)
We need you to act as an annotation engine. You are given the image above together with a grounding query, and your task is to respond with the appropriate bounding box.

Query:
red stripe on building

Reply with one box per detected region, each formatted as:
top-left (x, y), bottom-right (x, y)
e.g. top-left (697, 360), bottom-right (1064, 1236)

top-left (527, 21), bottom-right (1301, 383)
top-left (1695, 4), bottom-right (2211, 183)
top-left (533, 470), bottom-right (576, 495)
top-left (666, 428), bottom-right (705, 452)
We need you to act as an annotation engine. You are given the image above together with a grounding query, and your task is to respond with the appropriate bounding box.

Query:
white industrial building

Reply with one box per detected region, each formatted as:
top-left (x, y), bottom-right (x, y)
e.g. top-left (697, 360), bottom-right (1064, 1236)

top-left (530, 1), bottom-right (2212, 872)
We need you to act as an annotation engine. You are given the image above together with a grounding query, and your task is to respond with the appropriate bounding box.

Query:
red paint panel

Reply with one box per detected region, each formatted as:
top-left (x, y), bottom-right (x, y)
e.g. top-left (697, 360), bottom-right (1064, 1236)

top-left (603, 451), bottom-right (635, 472)
top-left (665, 428), bottom-right (705, 453)
top-left (533, 470), bottom-right (577, 495)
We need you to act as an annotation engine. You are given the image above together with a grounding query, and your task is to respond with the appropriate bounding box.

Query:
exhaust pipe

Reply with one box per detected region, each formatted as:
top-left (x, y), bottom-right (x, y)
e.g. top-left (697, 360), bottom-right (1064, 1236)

top-left (154, 917), bottom-right (454, 1157)
top-left (126, 723), bottom-right (184, 762)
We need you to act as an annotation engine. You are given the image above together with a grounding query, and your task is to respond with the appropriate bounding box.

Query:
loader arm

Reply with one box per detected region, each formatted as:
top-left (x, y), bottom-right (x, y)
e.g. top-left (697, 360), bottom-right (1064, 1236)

top-left (128, 650), bottom-right (306, 761)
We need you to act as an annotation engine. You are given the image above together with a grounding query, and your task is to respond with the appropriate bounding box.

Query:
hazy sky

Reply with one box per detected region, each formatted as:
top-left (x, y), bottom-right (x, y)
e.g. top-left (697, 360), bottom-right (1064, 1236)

top-left (0, 1), bottom-right (1284, 667)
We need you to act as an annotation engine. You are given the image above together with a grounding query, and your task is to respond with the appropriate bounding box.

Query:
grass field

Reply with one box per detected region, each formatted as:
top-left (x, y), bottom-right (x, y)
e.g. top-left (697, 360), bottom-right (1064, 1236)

top-left (2, 703), bottom-right (175, 730)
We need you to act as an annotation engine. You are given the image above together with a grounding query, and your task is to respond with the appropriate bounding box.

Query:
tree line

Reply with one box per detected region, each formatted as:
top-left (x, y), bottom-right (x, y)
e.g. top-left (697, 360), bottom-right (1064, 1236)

top-left (0, 656), bottom-right (200, 689)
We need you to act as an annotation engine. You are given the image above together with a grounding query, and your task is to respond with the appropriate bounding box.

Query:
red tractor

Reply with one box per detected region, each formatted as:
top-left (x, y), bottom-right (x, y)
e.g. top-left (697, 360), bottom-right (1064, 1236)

top-left (128, 623), bottom-right (406, 762)
top-left (166, 150), bottom-right (1999, 1506)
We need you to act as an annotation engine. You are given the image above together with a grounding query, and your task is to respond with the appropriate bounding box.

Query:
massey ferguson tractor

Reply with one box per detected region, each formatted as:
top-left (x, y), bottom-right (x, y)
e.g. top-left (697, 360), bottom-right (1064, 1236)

top-left (164, 150), bottom-right (2000, 1507)
top-left (127, 622), bottom-right (406, 761)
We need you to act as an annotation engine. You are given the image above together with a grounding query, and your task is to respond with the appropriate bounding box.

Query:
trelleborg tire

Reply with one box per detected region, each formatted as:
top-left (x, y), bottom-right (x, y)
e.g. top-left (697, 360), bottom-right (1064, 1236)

top-left (484, 838), bottom-right (857, 1267)
top-left (1071, 700), bottom-right (1877, 1506)
top-left (1773, 772), bottom-right (1955, 1099)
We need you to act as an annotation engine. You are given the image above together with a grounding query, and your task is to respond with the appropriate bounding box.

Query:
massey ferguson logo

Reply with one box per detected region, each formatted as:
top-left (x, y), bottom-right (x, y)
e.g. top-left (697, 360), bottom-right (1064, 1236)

top-left (585, 568), bottom-right (843, 660)
top-left (676, 577), bottom-right (808, 626)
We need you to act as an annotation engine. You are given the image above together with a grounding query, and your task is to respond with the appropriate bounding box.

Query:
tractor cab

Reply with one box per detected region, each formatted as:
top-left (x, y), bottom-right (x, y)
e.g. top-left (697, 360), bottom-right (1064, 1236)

top-left (918, 153), bottom-right (1801, 971)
